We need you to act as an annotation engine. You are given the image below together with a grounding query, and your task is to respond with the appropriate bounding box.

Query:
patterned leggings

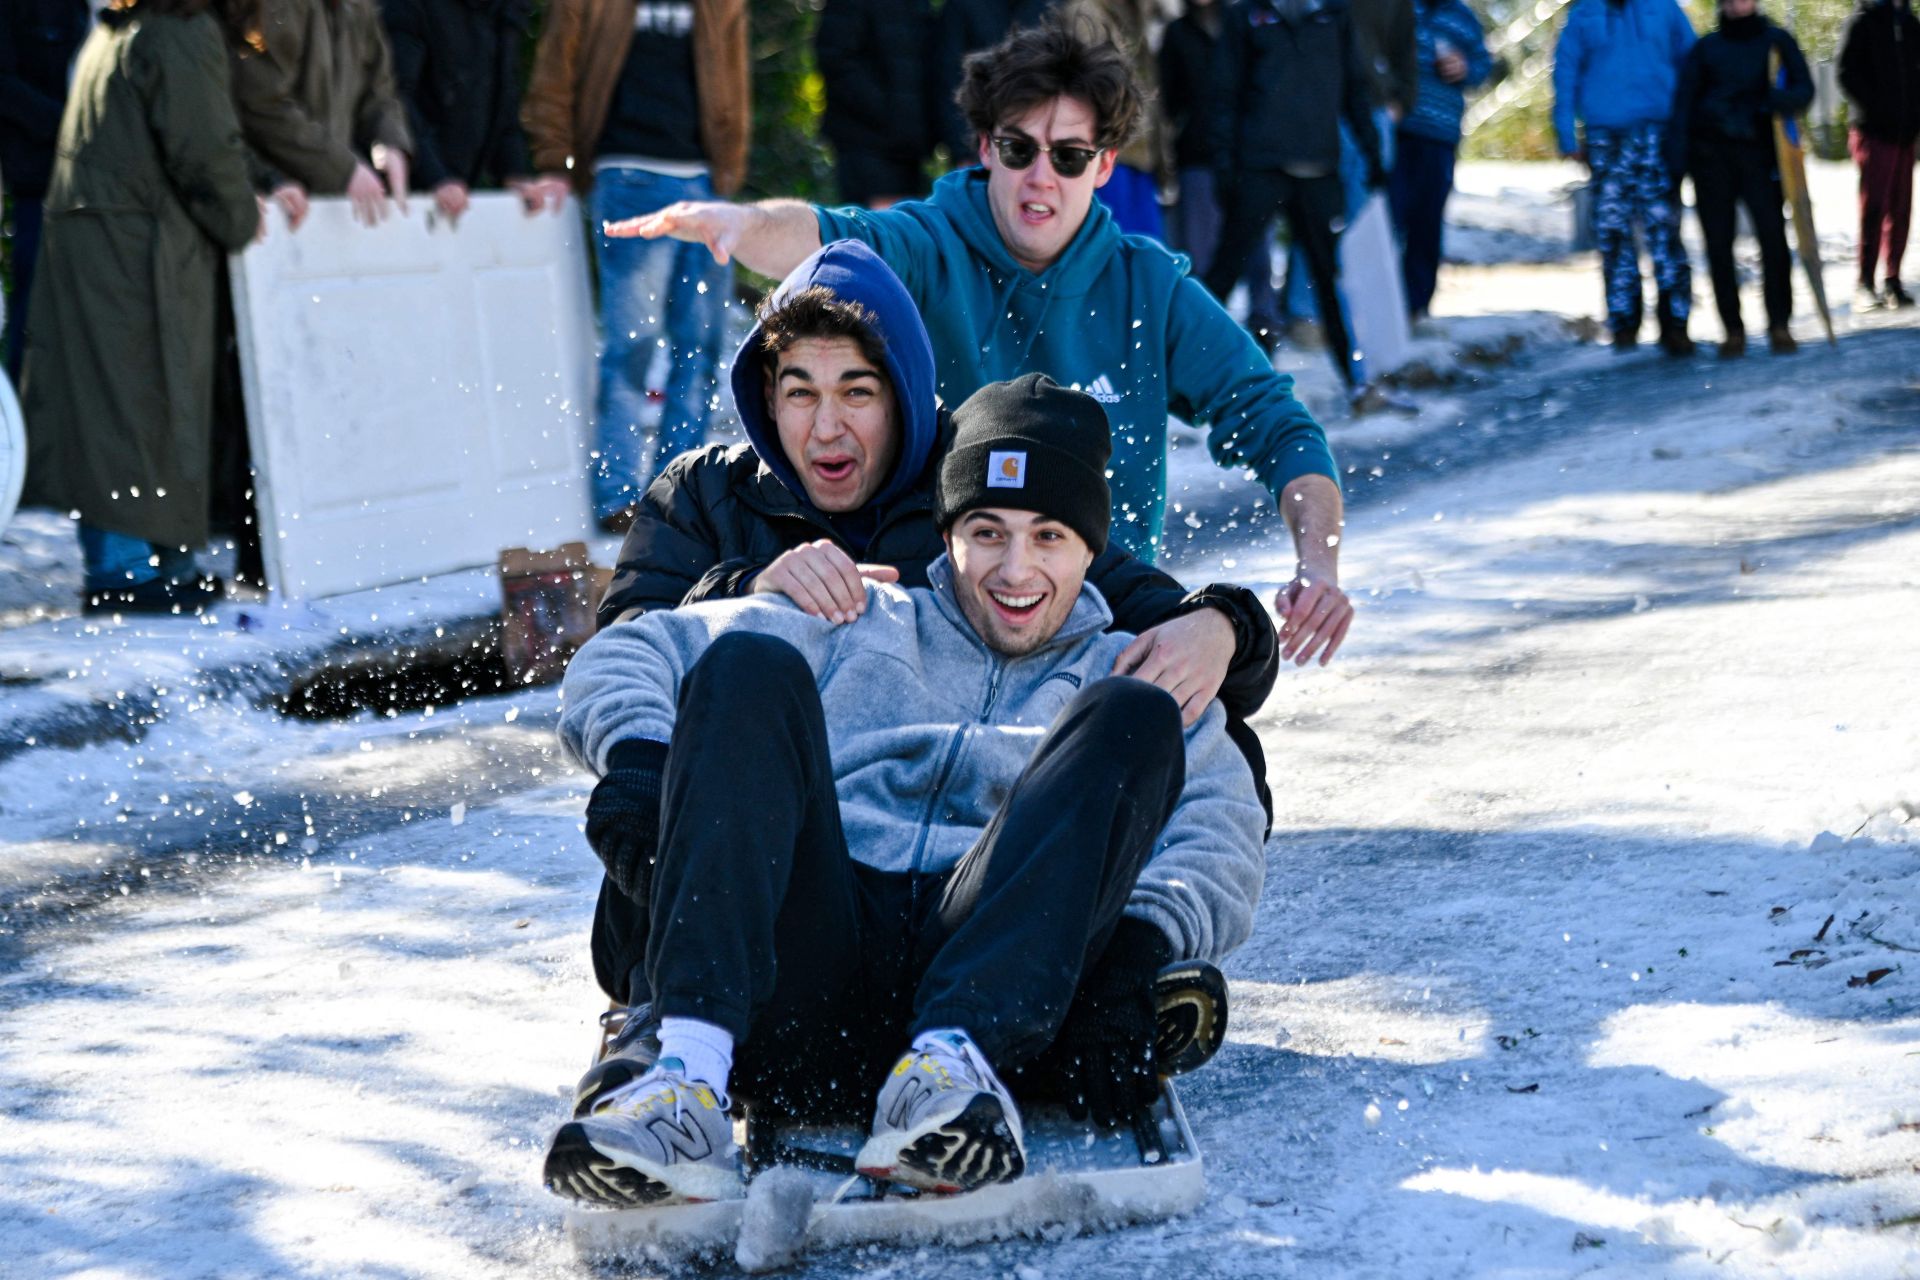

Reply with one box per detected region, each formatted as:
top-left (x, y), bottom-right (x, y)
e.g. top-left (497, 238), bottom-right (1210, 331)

top-left (1588, 124), bottom-right (1692, 331)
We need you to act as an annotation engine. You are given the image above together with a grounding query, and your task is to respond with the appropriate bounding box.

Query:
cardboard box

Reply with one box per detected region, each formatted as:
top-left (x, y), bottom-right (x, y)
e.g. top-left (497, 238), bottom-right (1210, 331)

top-left (498, 541), bottom-right (605, 686)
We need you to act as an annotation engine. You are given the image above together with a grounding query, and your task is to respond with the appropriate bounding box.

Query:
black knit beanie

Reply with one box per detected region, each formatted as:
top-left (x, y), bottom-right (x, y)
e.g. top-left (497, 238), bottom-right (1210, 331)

top-left (936, 374), bottom-right (1113, 553)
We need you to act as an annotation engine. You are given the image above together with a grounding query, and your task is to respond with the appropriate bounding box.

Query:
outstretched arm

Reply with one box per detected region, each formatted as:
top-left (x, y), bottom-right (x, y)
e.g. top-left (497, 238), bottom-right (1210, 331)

top-left (1275, 473), bottom-right (1352, 667)
top-left (604, 198), bottom-right (822, 277)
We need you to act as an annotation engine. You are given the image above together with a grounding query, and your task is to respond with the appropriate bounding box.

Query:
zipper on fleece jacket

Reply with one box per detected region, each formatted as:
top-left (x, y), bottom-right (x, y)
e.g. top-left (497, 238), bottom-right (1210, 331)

top-left (905, 649), bottom-right (1005, 883)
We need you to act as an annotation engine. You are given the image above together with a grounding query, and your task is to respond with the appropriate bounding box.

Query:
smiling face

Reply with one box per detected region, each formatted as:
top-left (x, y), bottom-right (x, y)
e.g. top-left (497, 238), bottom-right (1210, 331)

top-left (977, 95), bottom-right (1116, 275)
top-left (764, 336), bottom-right (901, 513)
top-left (943, 509), bottom-right (1094, 657)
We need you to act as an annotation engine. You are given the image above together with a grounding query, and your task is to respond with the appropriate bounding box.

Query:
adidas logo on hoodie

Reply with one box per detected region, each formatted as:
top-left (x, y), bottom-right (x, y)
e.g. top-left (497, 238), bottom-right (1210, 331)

top-left (1076, 375), bottom-right (1122, 404)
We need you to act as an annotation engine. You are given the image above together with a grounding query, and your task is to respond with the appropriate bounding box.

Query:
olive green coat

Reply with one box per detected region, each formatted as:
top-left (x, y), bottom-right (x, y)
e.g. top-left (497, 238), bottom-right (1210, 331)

top-left (22, 8), bottom-right (259, 551)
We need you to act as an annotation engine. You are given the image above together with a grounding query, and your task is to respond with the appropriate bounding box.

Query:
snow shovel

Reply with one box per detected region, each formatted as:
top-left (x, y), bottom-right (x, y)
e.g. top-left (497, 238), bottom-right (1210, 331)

top-left (1771, 50), bottom-right (1836, 346)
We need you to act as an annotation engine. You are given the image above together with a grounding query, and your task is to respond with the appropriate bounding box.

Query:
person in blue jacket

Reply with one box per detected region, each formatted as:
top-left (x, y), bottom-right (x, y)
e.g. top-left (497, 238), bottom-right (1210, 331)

top-left (608, 15), bottom-right (1356, 667)
top-left (1389, 0), bottom-right (1491, 322)
top-left (1553, 0), bottom-right (1699, 354)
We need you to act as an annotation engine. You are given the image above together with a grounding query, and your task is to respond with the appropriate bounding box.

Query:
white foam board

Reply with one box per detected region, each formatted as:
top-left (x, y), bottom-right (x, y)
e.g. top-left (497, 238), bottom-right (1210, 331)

top-left (231, 193), bottom-right (596, 600)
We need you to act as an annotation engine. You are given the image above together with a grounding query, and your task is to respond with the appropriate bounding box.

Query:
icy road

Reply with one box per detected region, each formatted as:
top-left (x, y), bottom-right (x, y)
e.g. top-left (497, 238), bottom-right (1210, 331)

top-left (2, 319), bottom-right (1918, 1279)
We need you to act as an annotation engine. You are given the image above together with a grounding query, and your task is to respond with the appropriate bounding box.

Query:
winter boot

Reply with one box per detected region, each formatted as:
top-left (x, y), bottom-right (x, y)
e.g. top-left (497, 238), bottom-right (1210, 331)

top-left (544, 1059), bottom-right (744, 1208)
top-left (572, 1003), bottom-right (661, 1118)
top-left (1884, 279), bottom-right (1914, 309)
top-left (1657, 307), bottom-right (1695, 358)
top-left (855, 1032), bottom-right (1026, 1194)
top-left (1768, 325), bottom-right (1799, 355)
top-left (1717, 331), bottom-right (1747, 360)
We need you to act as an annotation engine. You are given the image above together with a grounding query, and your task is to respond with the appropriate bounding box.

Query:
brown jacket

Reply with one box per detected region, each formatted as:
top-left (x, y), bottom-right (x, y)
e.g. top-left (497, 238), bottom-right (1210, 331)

top-left (522, 0), bottom-right (748, 196)
top-left (232, 0), bottom-right (413, 193)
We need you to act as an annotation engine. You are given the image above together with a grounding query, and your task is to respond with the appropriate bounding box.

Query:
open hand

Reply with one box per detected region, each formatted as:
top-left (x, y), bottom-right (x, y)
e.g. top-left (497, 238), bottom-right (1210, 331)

top-left (753, 539), bottom-right (900, 624)
top-left (1112, 607), bottom-right (1236, 725)
top-left (1274, 573), bottom-right (1353, 666)
top-left (604, 200), bottom-right (746, 264)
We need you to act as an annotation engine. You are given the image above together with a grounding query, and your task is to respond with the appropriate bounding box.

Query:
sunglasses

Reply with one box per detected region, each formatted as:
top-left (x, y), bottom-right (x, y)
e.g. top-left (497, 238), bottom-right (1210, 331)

top-left (989, 135), bottom-right (1104, 179)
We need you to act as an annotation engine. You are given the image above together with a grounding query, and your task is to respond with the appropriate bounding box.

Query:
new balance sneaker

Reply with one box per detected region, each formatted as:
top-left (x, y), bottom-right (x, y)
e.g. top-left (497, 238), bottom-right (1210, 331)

top-left (855, 1033), bottom-right (1025, 1194)
top-left (571, 1003), bottom-right (661, 1118)
top-left (543, 1059), bottom-right (744, 1208)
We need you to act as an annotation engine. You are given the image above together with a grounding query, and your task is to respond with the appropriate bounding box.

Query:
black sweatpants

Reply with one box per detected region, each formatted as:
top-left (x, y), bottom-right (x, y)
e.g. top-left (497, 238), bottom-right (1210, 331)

top-left (599, 632), bottom-right (1185, 1113)
top-left (1204, 169), bottom-right (1355, 387)
top-left (1693, 139), bottom-right (1793, 335)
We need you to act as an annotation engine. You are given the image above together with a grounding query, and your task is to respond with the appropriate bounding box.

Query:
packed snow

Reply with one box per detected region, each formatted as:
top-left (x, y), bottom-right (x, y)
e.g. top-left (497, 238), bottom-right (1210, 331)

top-left (1, 163), bottom-right (1917, 1278)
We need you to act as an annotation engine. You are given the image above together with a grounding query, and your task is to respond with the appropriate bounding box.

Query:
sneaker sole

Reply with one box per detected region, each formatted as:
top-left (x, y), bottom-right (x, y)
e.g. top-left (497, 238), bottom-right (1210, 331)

top-left (542, 1120), bottom-right (744, 1208)
top-left (854, 1094), bottom-right (1025, 1194)
top-left (1154, 961), bottom-right (1229, 1076)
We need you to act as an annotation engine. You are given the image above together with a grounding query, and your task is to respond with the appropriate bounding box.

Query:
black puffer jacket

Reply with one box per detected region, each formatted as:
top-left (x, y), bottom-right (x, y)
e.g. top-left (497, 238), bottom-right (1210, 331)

top-left (1670, 13), bottom-right (1812, 168)
top-left (1160, 11), bottom-right (1222, 171)
top-left (0, 0), bottom-right (92, 200)
top-left (597, 428), bottom-right (1283, 826)
top-left (378, 0), bottom-right (533, 189)
top-left (816, 0), bottom-right (934, 165)
top-left (1212, 0), bottom-right (1382, 181)
top-left (1839, 0), bottom-right (1920, 144)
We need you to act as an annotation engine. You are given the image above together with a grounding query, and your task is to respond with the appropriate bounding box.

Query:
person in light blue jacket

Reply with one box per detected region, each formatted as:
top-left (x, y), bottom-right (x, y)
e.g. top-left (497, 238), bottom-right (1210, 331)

top-left (1552, 0), bottom-right (1699, 353)
top-left (613, 16), bottom-right (1357, 671)
top-left (543, 374), bottom-right (1266, 1210)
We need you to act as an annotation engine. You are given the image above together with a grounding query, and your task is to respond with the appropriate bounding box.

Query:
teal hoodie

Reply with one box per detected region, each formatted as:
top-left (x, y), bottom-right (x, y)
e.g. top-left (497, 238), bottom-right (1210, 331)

top-left (816, 170), bottom-right (1339, 561)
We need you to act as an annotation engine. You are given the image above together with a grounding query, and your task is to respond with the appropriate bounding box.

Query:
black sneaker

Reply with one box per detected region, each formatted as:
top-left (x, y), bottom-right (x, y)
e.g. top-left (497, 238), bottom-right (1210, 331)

top-left (1884, 280), bottom-right (1915, 309)
top-left (571, 1003), bottom-right (661, 1118)
top-left (82, 574), bottom-right (224, 617)
top-left (1153, 960), bottom-right (1230, 1076)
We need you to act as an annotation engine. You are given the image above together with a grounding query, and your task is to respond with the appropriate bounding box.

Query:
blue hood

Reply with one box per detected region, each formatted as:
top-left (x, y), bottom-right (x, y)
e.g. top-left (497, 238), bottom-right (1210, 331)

top-left (730, 239), bottom-right (939, 512)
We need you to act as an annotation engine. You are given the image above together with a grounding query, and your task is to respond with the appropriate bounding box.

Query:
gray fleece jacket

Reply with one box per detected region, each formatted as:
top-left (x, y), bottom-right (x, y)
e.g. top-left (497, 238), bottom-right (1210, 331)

top-left (557, 555), bottom-right (1268, 964)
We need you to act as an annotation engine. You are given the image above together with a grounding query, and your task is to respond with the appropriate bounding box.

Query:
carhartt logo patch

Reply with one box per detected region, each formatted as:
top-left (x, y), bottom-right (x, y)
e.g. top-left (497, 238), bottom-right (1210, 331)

top-left (987, 451), bottom-right (1027, 488)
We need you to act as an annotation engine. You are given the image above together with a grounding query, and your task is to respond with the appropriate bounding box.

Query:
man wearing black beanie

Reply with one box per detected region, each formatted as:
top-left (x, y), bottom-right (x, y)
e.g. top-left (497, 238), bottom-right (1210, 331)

top-left (544, 375), bottom-right (1267, 1209)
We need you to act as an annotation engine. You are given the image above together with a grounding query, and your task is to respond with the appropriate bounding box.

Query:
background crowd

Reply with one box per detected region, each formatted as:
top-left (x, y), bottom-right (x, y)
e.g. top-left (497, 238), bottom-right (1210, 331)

top-left (0, 0), bottom-right (1915, 613)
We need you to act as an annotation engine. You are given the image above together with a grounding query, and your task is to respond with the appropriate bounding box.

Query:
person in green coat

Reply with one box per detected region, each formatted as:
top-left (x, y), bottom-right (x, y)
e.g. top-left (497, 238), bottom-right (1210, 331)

top-left (22, 0), bottom-right (264, 615)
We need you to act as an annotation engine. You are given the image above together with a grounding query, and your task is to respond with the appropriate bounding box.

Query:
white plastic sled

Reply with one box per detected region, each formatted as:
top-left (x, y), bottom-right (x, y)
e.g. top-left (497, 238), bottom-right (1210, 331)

top-left (563, 1082), bottom-right (1206, 1271)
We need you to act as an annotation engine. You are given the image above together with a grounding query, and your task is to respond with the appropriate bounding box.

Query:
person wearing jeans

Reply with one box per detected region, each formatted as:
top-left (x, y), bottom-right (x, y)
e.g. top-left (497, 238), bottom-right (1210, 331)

top-left (522, 0), bottom-right (749, 530)
top-left (1388, 0), bottom-right (1490, 321)
top-left (588, 166), bottom-right (727, 522)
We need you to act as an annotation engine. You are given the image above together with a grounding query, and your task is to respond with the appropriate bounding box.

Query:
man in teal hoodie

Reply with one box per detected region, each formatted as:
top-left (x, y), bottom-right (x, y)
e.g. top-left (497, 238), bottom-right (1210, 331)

top-left (614, 15), bottom-right (1355, 669)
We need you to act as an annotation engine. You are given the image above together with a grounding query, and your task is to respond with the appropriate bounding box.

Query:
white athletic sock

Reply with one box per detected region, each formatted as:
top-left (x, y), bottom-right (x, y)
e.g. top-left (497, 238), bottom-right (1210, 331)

top-left (911, 1027), bottom-right (974, 1056)
top-left (657, 1016), bottom-right (735, 1095)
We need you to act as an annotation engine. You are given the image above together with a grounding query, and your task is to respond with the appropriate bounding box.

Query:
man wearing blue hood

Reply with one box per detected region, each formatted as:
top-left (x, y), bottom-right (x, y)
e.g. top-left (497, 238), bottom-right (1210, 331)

top-left (616, 16), bottom-right (1356, 671)
top-left (578, 238), bottom-right (1281, 1126)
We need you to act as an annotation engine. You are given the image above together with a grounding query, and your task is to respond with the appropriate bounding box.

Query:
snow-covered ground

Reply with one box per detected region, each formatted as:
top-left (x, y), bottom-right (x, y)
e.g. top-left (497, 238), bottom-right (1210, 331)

top-left (2, 165), bottom-right (1918, 1278)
